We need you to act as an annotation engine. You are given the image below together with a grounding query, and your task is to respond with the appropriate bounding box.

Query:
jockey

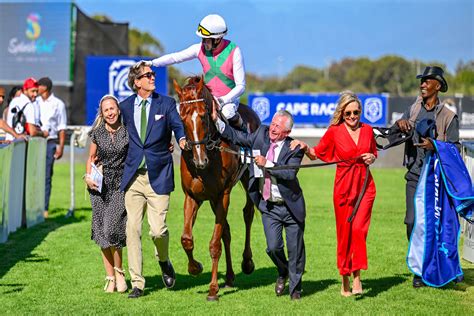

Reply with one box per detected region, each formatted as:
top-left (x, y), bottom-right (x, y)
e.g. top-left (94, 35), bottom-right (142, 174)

top-left (145, 14), bottom-right (247, 131)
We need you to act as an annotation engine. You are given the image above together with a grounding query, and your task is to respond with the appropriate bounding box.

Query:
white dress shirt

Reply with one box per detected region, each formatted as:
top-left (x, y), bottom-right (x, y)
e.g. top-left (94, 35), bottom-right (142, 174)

top-left (133, 95), bottom-right (152, 137)
top-left (37, 93), bottom-right (67, 140)
top-left (263, 139), bottom-right (285, 202)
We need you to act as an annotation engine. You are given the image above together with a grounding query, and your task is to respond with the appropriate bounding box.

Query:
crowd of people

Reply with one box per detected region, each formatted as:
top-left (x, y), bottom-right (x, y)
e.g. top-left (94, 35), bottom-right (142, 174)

top-left (0, 77), bottom-right (67, 219)
top-left (1, 13), bottom-right (463, 300)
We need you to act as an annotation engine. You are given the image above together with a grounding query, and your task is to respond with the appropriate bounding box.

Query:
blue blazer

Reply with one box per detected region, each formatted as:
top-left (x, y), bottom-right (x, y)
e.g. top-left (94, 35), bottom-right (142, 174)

top-left (119, 92), bottom-right (185, 194)
top-left (221, 124), bottom-right (306, 223)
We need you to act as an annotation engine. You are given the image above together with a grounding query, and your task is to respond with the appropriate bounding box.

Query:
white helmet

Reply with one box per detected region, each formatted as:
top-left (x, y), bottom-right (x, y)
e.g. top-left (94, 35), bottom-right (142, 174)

top-left (196, 14), bottom-right (227, 39)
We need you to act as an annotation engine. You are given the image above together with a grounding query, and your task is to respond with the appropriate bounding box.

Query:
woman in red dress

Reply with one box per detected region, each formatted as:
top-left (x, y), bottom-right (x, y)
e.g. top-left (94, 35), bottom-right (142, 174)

top-left (292, 91), bottom-right (377, 297)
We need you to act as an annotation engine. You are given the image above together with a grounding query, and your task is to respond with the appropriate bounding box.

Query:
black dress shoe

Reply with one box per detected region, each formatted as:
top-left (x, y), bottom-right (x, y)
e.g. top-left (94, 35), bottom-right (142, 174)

top-left (275, 276), bottom-right (287, 296)
top-left (128, 287), bottom-right (144, 298)
top-left (159, 260), bottom-right (176, 289)
top-left (291, 291), bottom-right (301, 300)
top-left (413, 276), bottom-right (426, 288)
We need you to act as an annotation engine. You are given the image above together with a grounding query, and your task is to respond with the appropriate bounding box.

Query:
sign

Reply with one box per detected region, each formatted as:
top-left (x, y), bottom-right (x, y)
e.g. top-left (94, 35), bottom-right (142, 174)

top-left (85, 56), bottom-right (167, 125)
top-left (249, 93), bottom-right (388, 126)
top-left (0, 2), bottom-right (72, 85)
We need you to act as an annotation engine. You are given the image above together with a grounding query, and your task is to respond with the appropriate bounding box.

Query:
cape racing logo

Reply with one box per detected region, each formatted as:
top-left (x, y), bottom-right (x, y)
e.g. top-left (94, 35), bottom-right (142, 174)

top-left (108, 59), bottom-right (136, 100)
top-left (251, 97), bottom-right (270, 121)
top-left (363, 97), bottom-right (383, 123)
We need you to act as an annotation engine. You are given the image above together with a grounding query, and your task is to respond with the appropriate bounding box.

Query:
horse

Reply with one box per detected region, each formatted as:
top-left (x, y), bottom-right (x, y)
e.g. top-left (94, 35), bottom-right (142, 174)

top-left (173, 76), bottom-right (261, 300)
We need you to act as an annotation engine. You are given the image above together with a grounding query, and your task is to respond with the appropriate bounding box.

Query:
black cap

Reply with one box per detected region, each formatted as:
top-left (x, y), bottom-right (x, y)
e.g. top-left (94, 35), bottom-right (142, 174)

top-left (416, 66), bottom-right (448, 93)
top-left (37, 77), bottom-right (53, 91)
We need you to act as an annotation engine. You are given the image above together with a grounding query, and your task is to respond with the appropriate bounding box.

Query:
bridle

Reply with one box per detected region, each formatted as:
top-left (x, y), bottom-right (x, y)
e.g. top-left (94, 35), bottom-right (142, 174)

top-left (179, 96), bottom-right (221, 152)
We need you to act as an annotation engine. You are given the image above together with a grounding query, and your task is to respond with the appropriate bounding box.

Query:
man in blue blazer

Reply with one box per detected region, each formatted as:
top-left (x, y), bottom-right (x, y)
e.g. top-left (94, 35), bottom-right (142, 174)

top-left (120, 61), bottom-right (186, 298)
top-left (213, 109), bottom-right (306, 300)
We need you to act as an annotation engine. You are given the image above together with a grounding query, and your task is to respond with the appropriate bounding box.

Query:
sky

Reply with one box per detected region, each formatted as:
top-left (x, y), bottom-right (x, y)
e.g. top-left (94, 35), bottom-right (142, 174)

top-left (73, 0), bottom-right (472, 77)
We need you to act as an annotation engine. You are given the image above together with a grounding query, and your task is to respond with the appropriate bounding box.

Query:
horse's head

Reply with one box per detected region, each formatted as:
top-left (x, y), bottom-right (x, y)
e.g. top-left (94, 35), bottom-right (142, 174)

top-left (174, 76), bottom-right (216, 169)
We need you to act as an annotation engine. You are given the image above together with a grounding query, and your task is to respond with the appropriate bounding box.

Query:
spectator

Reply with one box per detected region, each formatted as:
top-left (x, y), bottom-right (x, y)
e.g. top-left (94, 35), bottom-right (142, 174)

top-left (36, 77), bottom-right (67, 219)
top-left (396, 66), bottom-right (459, 288)
top-left (85, 95), bottom-right (128, 293)
top-left (213, 109), bottom-right (307, 300)
top-left (291, 91), bottom-right (377, 296)
top-left (119, 61), bottom-right (186, 298)
top-left (3, 86), bottom-right (22, 120)
top-left (6, 78), bottom-right (46, 141)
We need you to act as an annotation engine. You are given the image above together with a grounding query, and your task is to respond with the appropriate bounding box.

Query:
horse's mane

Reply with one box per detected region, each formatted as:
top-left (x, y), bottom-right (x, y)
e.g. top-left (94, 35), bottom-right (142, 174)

top-left (183, 76), bottom-right (214, 109)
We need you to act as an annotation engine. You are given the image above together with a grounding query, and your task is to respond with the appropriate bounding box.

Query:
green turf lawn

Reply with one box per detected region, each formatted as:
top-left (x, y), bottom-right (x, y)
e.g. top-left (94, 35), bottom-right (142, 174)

top-left (0, 164), bottom-right (472, 314)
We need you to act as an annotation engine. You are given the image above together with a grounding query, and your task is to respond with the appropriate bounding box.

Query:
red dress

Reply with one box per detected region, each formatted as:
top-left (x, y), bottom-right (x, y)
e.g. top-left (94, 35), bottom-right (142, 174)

top-left (314, 123), bottom-right (377, 276)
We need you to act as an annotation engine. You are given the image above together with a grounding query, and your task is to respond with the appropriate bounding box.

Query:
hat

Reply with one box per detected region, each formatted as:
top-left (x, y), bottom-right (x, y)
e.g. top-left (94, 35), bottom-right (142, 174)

top-left (38, 77), bottom-right (53, 91)
top-left (416, 118), bottom-right (437, 139)
top-left (373, 124), bottom-right (413, 150)
top-left (416, 66), bottom-right (448, 93)
top-left (23, 77), bottom-right (38, 90)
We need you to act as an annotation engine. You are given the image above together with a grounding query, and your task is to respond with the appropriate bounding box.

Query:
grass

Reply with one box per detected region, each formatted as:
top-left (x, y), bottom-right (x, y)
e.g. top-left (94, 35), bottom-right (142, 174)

top-left (0, 164), bottom-right (473, 314)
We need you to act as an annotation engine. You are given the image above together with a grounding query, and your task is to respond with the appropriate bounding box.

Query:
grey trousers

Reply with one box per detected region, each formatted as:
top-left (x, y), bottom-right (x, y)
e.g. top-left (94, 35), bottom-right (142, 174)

top-left (259, 200), bottom-right (305, 295)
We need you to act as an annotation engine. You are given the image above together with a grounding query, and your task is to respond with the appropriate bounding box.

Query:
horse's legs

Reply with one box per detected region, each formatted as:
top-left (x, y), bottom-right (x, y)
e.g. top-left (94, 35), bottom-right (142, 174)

top-left (207, 193), bottom-right (230, 301)
top-left (240, 172), bottom-right (256, 274)
top-left (210, 200), bottom-right (235, 288)
top-left (181, 194), bottom-right (203, 276)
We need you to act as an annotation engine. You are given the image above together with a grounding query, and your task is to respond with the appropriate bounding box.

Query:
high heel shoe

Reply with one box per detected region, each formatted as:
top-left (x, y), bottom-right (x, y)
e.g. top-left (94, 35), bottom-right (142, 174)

top-left (104, 276), bottom-right (115, 293)
top-left (114, 267), bottom-right (128, 293)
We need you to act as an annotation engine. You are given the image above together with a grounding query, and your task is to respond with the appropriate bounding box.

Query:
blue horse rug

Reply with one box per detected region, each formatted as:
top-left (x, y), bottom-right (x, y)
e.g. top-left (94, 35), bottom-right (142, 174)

top-left (407, 140), bottom-right (473, 287)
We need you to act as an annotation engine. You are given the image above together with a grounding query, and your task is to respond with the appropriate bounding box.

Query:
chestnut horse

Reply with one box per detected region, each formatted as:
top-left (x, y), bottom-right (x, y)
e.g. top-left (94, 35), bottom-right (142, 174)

top-left (174, 76), bottom-right (261, 300)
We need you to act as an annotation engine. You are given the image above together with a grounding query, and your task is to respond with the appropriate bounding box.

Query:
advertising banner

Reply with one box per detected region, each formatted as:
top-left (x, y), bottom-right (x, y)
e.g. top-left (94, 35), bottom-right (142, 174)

top-left (249, 93), bottom-right (388, 126)
top-left (0, 2), bottom-right (72, 85)
top-left (86, 56), bottom-right (167, 125)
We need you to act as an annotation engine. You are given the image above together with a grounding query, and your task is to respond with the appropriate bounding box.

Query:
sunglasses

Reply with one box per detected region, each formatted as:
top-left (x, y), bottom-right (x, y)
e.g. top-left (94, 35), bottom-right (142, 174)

top-left (344, 110), bottom-right (360, 117)
top-left (138, 71), bottom-right (156, 80)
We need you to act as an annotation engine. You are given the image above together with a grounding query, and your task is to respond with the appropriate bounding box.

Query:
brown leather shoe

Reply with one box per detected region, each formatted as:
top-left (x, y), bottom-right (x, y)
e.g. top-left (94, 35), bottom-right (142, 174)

top-left (275, 276), bottom-right (287, 296)
top-left (291, 291), bottom-right (301, 300)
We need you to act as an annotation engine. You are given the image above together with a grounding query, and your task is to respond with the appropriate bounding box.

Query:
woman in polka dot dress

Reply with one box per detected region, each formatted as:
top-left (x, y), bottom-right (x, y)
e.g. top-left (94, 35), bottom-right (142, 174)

top-left (85, 95), bottom-right (129, 293)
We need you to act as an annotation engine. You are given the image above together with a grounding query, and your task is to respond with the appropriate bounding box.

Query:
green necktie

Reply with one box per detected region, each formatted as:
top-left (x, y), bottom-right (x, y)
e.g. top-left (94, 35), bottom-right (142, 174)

top-left (140, 99), bottom-right (147, 142)
top-left (139, 99), bottom-right (147, 169)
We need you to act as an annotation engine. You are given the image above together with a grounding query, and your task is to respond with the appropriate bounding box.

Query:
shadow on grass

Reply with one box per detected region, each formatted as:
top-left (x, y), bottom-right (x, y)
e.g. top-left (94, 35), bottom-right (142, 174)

top-left (0, 208), bottom-right (88, 294)
top-left (355, 274), bottom-right (410, 300)
top-left (143, 267), bottom-right (339, 299)
top-left (142, 267), bottom-right (278, 296)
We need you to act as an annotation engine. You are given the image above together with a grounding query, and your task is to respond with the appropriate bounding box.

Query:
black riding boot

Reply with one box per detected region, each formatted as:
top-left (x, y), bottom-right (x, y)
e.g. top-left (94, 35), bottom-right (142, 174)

top-left (228, 113), bottom-right (247, 132)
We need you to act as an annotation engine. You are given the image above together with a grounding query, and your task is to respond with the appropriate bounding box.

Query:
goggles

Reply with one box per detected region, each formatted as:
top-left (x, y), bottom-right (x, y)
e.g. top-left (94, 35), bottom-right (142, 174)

top-left (197, 24), bottom-right (227, 37)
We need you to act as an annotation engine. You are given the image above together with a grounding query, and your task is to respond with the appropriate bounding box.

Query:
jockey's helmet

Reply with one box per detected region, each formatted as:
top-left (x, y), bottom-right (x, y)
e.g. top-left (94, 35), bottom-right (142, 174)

top-left (196, 14), bottom-right (227, 39)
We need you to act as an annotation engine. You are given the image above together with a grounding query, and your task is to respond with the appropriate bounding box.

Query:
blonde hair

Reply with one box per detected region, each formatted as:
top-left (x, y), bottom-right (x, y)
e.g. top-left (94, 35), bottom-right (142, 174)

top-left (330, 90), bottom-right (362, 126)
top-left (91, 94), bottom-right (121, 131)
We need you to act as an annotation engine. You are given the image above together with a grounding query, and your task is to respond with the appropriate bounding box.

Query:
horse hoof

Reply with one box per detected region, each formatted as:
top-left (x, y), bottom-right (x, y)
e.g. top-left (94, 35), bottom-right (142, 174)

top-left (224, 280), bottom-right (234, 288)
top-left (188, 262), bottom-right (203, 276)
top-left (241, 259), bottom-right (255, 275)
top-left (207, 295), bottom-right (219, 301)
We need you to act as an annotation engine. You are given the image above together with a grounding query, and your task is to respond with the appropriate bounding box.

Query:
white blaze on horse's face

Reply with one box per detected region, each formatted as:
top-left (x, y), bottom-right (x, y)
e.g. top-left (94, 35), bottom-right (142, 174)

top-left (191, 110), bottom-right (207, 168)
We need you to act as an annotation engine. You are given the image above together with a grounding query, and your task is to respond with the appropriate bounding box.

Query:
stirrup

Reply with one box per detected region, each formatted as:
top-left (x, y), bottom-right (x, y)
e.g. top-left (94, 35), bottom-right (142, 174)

top-left (104, 275), bottom-right (115, 292)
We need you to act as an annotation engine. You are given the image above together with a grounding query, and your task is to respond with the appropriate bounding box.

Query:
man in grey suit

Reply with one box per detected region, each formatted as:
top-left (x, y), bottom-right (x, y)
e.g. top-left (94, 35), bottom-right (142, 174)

top-left (213, 109), bottom-right (306, 300)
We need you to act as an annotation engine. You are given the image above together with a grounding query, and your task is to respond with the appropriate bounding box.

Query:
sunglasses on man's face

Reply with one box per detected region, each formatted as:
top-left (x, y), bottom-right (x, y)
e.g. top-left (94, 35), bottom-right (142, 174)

top-left (138, 71), bottom-right (156, 80)
top-left (344, 110), bottom-right (360, 117)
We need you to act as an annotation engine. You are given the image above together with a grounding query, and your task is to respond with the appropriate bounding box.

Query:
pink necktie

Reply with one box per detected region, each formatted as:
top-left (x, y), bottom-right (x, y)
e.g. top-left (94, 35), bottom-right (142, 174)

top-left (262, 142), bottom-right (277, 201)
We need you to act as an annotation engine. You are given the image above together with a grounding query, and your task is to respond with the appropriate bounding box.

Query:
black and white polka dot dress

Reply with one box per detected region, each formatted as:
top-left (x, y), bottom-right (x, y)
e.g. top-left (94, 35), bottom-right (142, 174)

top-left (88, 123), bottom-right (128, 249)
